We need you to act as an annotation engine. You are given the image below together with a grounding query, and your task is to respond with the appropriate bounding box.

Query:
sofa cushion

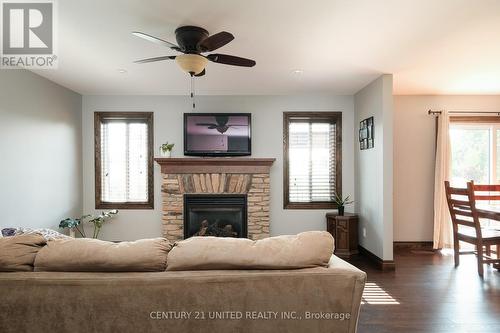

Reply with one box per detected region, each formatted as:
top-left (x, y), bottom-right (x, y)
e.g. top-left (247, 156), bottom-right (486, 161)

top-left (34, 237), bottom-right (171, 272)
top-left (166, 231), bottom-right (334, 271)
top-left (0, 233), bottom-right (47, 271)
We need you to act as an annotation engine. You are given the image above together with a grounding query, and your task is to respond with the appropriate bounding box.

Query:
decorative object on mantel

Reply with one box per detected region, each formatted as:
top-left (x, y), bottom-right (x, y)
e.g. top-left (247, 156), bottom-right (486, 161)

top-left (333, 193), bottom-right (353, 216)
top-left (59, 210), bottom-right (119, 239)
top-left (160, 142), bottom-right (175, 157)
top-left (359, 116), bottom-right (374, 150)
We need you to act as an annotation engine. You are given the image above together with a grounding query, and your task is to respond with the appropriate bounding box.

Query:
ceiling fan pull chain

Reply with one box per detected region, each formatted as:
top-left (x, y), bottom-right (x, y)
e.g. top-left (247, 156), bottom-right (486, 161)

top-left (190, 74), bottom-right (196, 109)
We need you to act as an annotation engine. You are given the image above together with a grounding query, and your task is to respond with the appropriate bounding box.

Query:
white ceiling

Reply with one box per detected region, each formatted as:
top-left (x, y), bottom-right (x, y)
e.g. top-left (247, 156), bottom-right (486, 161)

top-left (32, 0), bottom-right (500, 95)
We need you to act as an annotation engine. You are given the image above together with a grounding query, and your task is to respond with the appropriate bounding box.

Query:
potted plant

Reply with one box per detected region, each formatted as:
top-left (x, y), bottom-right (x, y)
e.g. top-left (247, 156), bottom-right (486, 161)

top-left (59, 210), bottom-right (118, 239)
top-left (160, 142), bottom-right (174, 157)
top-left (334, 193), bottom-right (353, 216)
top-left (59, 214), bottom-right (91, 237)
top-left (87, 210), bottom-right (119, 239)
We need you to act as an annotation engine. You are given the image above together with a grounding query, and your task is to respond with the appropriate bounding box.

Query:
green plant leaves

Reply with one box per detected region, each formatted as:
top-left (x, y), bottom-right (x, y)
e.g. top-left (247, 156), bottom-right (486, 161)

top-left (59, 218), bottom-right (80, 229)
top-left (333, 193), bottom-right (354, 207)
top-left (59, 210), bottom-right (119, 239)
top-left (161, 142), bottom-right (175, 152)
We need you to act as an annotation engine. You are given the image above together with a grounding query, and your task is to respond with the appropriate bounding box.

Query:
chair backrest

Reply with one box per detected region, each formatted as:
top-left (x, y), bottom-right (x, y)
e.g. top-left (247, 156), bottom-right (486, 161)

top-left (472, 184), bottom-right (500, 201)
top-left (444, 181), bottom-right (482, 237)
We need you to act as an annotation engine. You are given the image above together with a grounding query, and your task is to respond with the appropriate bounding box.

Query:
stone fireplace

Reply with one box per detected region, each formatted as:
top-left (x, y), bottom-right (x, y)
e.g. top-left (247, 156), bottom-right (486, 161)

top-left (155, 158), bottom-right (275, 242)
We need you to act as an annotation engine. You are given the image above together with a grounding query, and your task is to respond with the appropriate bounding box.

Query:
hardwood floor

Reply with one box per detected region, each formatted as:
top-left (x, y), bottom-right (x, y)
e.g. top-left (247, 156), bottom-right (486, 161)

top-left (347, 248), bottom-right (500, 332)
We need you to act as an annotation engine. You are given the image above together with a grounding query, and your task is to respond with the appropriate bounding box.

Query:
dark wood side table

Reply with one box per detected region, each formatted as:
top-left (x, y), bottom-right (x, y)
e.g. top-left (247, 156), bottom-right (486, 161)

top-left (326, 212), bottom-right (359, 258)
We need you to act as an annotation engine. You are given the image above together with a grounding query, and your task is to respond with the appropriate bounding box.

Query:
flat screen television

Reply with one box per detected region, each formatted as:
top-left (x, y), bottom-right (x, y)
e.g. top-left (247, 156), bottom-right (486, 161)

top-left (184, 113), bottom-right (252, 156)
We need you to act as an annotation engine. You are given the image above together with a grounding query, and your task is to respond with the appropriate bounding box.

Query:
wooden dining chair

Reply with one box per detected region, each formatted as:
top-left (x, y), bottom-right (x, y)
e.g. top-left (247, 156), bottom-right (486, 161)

top-left (444, 181), bottom-right (500, 276)
top-left (471, 183), bottom-right (500, 259)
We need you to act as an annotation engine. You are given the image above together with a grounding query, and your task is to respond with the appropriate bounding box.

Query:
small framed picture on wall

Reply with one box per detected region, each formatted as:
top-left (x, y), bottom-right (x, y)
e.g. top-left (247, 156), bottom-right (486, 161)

top-left (359, 116), bottom-right (374, 150)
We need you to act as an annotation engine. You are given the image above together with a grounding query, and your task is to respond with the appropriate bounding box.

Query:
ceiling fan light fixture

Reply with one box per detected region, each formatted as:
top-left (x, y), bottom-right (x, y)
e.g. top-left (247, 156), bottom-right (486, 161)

top-left (175, 54), bottom-right (207, 75)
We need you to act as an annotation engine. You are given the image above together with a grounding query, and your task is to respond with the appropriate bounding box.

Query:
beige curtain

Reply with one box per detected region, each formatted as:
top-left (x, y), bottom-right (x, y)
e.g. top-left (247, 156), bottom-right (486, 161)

top-left (433, 110), bottom-right (453, 249)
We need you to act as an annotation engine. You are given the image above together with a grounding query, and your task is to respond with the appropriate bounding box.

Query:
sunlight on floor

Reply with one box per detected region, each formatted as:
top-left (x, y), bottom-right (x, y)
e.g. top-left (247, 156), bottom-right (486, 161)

top-left (361, 282), bottom-right (400, 305)
top-left (440, 244), bottom-right (477, 256)
top-left (439, 248), bottom-right (455, 256)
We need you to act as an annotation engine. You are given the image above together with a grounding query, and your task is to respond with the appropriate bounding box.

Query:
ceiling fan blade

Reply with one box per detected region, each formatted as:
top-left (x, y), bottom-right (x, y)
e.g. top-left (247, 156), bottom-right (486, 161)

top-left (194, 68), bottom-right (206, 77)
top-left (134, 56), bottom-right (176, 64)
top-left (198, 32), bottom-right (234, 52)
top-left (132, 31), bottom-right (181, 51)
top-left (207, 54), bottom-right (256, 67)
top-left (196, 123), bottom-right (218, 126)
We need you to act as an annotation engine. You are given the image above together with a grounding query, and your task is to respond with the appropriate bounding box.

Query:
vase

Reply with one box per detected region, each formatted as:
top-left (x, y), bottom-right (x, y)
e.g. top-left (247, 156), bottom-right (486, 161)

top-left (338, 206), bottom-right (344, 216)
top-left (69, 229), bottom-right (76, 238)
top-left (160, 149), bottom-right (171, 158)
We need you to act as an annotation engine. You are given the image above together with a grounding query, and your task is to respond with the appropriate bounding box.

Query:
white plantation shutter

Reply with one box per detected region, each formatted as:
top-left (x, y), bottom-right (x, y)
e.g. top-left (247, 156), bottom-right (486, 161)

top-left (100, 118), bottom-right (149, 203)
top-left (288, 120), bottom-right (336, 203)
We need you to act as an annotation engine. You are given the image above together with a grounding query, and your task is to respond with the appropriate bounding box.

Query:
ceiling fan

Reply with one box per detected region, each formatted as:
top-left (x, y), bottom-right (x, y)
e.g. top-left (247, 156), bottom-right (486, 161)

top-left (132, 26), bottom-right (256, 77)
top-left (196, 115), bottom-right (246, 134)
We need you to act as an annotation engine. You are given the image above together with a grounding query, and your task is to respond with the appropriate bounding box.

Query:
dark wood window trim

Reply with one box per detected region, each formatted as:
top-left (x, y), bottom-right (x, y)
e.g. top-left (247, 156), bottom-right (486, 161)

top-left (94, 112), bottom-right (154, 209)
top-left (283, 111), bottom-right (342, 209)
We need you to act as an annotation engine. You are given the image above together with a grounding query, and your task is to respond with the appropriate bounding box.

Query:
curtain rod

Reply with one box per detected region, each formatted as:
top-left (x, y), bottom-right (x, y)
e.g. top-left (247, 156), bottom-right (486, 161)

top-left (428, 109), bottom-right (500, 116)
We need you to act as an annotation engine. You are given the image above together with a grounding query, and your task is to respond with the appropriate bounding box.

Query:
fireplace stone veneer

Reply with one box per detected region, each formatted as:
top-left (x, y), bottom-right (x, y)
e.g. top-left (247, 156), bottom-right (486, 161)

top-left (156, 158), bottom-right (275, 242)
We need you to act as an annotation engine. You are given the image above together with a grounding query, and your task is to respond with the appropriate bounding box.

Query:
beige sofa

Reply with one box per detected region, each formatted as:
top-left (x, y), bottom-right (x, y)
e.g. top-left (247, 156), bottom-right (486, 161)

top-left (0, 232), bottom-right (366, 333)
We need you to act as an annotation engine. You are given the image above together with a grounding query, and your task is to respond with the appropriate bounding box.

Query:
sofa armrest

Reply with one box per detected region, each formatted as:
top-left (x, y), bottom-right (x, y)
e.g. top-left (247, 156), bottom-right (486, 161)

top-left (327, 255), bottom-right (367, 333)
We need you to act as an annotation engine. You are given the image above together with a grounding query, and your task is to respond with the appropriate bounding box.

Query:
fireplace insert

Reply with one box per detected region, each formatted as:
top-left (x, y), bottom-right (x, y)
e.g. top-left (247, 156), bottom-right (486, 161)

top-left (183, 194), bottom-right (247, 239)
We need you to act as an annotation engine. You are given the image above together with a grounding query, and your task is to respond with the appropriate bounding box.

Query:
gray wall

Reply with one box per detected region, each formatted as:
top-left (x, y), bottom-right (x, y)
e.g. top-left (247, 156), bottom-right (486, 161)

top-left (0, 70), bottom-right (82, 231)
top-left (393, 95), bottom-right (500, 242)
top-left (82, 95), bottom-right (355, 241)
top-left (354, 75), bottom-right (394, 260)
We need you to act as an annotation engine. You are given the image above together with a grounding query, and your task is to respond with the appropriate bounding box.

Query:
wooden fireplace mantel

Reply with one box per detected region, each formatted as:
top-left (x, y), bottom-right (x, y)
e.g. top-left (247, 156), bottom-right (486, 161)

top-left (155, 157), bottom-right (276, 174)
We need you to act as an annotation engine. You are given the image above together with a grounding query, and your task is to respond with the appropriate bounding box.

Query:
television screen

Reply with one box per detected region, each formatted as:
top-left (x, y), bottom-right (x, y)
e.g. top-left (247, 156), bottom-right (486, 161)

top-left (184, 113), bottom-right (251, 156)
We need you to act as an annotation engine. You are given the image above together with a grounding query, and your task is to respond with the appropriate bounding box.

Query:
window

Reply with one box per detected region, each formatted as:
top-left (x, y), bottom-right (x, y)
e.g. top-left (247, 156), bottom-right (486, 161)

top-left (449, 118), bottom-right (500, 228)
top-left (450, 125), bottom-right (491, 185)
top-left (283, 112), bottom-right (342, 209)
top-left (95, 112), bottom-right (154, 209)
top-left (449, 118), bottom-right (500, 187)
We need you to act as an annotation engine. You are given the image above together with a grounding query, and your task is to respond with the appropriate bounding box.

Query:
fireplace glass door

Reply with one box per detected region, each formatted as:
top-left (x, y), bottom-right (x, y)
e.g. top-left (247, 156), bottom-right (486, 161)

top-left (184, 194), bottom-right (247, 239)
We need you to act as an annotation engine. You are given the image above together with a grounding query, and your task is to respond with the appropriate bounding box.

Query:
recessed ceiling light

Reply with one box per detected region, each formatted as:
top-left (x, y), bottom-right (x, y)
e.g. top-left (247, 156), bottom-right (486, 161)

top-left (292, 69), bottom-right (304, 75)
top-left (117, 69), bottom-right (128, 74)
